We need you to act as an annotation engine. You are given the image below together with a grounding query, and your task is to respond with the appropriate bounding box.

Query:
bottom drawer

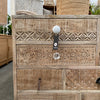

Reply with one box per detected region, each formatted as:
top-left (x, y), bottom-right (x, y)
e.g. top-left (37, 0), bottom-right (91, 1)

top-left (18, 92), bottom-right (80, 100)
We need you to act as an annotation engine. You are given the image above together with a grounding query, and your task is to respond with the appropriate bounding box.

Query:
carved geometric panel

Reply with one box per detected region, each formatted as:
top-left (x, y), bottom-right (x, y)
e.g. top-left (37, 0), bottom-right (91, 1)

top-left (17, 45), bottom-right (96, 67)
top-left (65, 69), bottom-right (80, 90)
top-left (16, 31), bottom-right (97, 41)
top-left (65, 69), bottom-right (99, 90)
top-left (15, 19), bottom-right (97, 41)
top-left (17, 69), bottom-right (63, 90)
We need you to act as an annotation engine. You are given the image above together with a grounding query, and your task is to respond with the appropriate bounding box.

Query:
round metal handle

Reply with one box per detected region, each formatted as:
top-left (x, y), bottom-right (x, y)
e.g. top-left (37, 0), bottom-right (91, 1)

top-left (53, 52), bottom-right (60, 60)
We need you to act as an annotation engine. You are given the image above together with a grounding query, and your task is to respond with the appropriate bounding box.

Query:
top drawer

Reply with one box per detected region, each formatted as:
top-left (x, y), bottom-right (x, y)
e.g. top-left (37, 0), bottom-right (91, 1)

top-left (14, 18), bottom-right (97, 43)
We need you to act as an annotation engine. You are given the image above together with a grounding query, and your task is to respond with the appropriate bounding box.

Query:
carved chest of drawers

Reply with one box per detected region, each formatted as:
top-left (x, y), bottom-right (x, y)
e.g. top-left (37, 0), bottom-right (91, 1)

top-left (13, 15), bottom-right (100, 100)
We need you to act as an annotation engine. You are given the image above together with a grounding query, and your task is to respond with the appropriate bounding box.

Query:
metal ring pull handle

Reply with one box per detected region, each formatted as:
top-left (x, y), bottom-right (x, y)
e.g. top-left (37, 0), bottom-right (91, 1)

top-left (53, 52), bottom-right (60, 60)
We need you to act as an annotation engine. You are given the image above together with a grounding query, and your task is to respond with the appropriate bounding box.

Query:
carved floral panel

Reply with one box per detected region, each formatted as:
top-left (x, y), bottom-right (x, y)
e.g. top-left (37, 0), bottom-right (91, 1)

top-left (17, 45), bottom-right (96, 67)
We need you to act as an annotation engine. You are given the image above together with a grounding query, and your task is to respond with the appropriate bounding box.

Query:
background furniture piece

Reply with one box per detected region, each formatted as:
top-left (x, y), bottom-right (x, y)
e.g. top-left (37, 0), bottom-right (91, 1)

top-left (44, 0), bottom-right (54, 6)
top-left (15, 0), bottom-right (43, 15)
top-left (98, 0), bottom-right (100, 5)
top-left (0, 0), bottom-right (7, 25)
top-left (57, 0), bottom-right (89, 15)
top-left (43, 0), bottom-right (55, 15)
top-left (0, 35), bottom-right (12, 66)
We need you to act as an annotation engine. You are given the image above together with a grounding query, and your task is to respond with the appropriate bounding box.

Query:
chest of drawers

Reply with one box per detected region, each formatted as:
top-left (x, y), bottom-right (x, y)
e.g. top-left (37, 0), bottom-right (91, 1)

top-left (13, 15), bottom-right (100, 100)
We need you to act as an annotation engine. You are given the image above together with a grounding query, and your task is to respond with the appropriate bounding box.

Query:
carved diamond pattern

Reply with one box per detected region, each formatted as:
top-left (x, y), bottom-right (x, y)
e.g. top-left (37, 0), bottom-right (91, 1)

top-left (16, 31), bottom-right (97, 41)
top-left (59, 32), bottom-right (97, 41)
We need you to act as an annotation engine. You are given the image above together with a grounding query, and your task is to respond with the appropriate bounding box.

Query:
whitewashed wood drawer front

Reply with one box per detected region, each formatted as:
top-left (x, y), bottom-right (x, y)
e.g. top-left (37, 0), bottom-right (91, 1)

top-left (16, 45), bottom-right (96, 67)
top-left (15, 18), bottom-right (97, 42)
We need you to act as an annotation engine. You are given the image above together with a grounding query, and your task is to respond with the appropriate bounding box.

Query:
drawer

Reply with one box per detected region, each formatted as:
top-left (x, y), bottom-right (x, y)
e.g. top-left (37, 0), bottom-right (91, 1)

top-left (18, 91), bottom-right (80, 100)
top-left (65, 69), bottom-right (100, 90)
top-left (17, 69), bottom-right (63, 90)
top-left (15, 19), bottom-right (97, 42)
top-left (17, 45), bottom-right (96, 68)
top-left (17, 68), bottom-right (100, 91)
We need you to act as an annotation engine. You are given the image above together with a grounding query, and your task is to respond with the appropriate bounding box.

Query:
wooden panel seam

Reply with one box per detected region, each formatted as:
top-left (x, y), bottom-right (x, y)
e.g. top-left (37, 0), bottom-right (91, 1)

top-left (96, 19), bottom-right (100, 65)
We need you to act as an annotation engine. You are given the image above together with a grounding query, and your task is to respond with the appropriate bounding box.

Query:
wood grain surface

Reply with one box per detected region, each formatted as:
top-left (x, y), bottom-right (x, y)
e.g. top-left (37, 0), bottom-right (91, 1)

top-left (0, 0), bottom-right (7, 25)
top-left (17, 69), bottom-right (63, 90)
top-left (18, 92), bottom-right (80, 100)
top-left (0, 35), bottom-right (12, 66)
top-left (16, 45), bottom-right (96, 67)
top-left (57, 0), bottom-right (89, 15)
